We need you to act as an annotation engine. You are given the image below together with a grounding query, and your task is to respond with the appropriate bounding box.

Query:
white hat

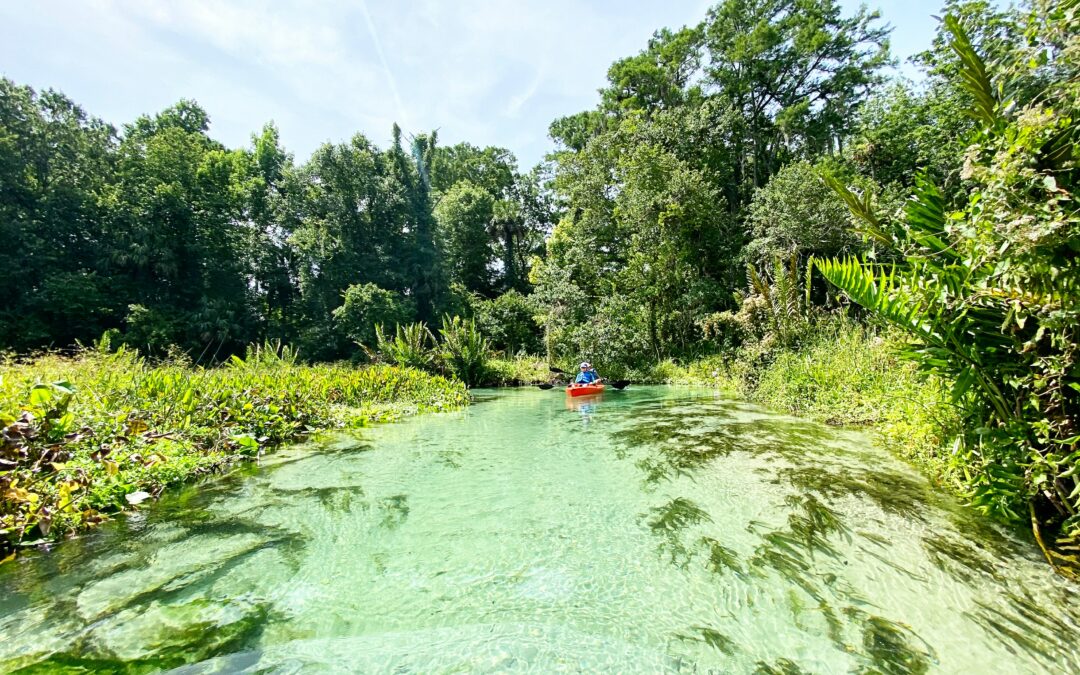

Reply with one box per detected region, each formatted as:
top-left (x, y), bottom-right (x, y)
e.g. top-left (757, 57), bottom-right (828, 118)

top-left (579, 362), bottom-right (590, 368)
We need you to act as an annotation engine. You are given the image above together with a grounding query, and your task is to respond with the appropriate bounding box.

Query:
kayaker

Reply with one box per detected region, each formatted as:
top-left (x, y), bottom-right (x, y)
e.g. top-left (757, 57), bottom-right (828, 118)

top-left (574, 362), bottom-right (600, 384)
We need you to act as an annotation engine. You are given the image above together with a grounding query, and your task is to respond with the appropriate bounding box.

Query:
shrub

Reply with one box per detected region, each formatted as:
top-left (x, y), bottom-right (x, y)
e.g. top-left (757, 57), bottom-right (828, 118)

top-left (567, 295), bottom-right (652, 373)
top-left (471, 290), bottom-right (542, 355)
top-left (123, 304), bottom-right (180, 354)
top-left (482, 355), bottom-right (548, 386)
top-left (438, 315), bottom-right (489, 387)
top-left (332, 283), bottom-right (414, 348)
top-left (375, 322), bottom-right (437, 370)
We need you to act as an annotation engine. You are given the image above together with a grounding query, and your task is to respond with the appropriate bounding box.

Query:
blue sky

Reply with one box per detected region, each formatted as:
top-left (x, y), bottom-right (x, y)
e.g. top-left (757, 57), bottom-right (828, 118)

top-left (0, 0), bottom-right (948, 169)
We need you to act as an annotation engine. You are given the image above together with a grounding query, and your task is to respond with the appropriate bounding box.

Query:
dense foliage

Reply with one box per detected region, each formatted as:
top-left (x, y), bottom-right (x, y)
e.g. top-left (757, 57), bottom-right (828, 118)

top-left (3, 0), bottom-right (1079, 570)
top-left (820, 4), bottom-right (1080, 571)
top-left (0, 90), bottom-right (552, 360)
top-left (0, 343), bottom-right (467, 556)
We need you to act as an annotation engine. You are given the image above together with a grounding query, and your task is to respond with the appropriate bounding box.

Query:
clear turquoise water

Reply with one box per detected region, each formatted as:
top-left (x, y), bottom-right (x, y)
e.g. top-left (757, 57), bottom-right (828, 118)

top-left (1, 387), bottom-right (1078, 673)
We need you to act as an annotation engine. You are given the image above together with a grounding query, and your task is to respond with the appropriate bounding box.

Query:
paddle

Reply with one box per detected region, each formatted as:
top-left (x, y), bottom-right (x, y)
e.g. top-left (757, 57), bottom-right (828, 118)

top-left (537, 379), bottom-right (629, 391)
top-left (549, 366), bottom-right (566, 374)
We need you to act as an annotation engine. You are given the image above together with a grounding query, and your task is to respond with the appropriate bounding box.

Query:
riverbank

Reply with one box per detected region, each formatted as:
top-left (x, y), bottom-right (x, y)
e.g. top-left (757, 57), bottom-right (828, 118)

top-left (0, 344), bottom-right (468, 558)
top-left (667, 319), bottom-right (964, 493)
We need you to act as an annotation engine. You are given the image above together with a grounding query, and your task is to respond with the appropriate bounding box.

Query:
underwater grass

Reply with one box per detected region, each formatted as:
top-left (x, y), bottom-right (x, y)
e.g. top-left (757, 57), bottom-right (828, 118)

top-left (0, 344), bottom-right (468, 558)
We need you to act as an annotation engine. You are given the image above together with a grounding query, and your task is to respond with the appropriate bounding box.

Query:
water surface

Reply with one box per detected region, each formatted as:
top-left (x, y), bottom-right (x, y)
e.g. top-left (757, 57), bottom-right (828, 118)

top-left (1, 387), bottom-right (1078, 673)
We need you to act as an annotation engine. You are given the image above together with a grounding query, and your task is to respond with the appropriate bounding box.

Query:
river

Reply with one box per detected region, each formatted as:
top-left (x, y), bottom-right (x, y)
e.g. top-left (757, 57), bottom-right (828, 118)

top-left (1, 387), bottom-right (1077, 673)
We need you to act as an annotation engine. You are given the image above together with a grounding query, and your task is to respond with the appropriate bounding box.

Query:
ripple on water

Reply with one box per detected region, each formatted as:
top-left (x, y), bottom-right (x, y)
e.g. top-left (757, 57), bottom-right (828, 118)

top-left (1, 386), bottom-right (1078, 673)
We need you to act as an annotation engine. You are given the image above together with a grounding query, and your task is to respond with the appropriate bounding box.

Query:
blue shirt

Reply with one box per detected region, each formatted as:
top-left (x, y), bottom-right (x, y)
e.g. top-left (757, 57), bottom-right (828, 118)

top-left (574, 369), bottom-right (598, 384)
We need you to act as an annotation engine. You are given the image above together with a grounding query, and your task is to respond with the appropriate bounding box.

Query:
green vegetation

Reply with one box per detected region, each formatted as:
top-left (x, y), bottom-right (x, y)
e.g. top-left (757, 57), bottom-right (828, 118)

top-left (2, 0), bottom-right (1078, 573)
top-left (0, 343), bottom-right (467, 558)
top-left (817, 9), bottom-right (1080, 571)
top-left (0, 85), bottom-right (550, 361)
top-left (675, 318), bottom-right (964, 489)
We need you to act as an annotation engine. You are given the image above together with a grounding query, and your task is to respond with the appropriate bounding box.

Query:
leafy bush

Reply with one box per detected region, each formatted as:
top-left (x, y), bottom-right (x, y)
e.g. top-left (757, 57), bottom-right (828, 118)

top-left (375, 322), bottom-right (437, 370)
top-left (123, 304), bottom-right (180, 354)
top-left (438, 315), bottom-right (490, 387)
top-left (567, 295), bottom-right (653, 373)
top-left (482, 355), bottom-right (548, 386)
top-left (819, 12), bottom-right (1080, 571)
top-left (332, 283), bottom-right (415, 348)
top-left (471, 290), bottom-right (543, 355)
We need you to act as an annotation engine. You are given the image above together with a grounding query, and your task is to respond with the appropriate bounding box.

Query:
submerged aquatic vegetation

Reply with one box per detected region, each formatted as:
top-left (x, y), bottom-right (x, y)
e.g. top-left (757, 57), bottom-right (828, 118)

top-left (0, 345), bottom-right (468, 558)
top-left (676, 625), bottom-right (738, 655)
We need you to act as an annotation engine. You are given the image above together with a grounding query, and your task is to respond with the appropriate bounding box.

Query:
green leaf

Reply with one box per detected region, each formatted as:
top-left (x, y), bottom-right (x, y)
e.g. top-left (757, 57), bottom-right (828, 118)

top-left (944, 14), bottom-right (998, 127)
top-left (29, 385), bottom-right (53, 407)
top-left (951, 367), bottom-right (976, 402)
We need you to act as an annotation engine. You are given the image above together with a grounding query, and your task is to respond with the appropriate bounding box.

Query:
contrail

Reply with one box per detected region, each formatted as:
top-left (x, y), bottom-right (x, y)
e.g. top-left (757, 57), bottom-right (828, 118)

top-left (358, 0), bottom-right (406, 125)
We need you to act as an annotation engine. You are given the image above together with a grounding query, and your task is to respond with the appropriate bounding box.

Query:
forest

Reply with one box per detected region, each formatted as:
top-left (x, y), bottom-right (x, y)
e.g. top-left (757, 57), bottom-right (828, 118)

top-left (2, 0), bottom-right (1079, 573)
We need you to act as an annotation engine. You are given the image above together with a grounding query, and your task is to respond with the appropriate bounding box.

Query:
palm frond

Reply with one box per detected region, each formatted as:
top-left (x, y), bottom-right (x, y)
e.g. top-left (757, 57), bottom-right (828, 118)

top-left (815, 258), bottom-right (931, 341)
top-left (822, 173), bottom-right (892, 245)
top-left (945, 14), bottom-right (999, 128)
top-left (904, 173), bottom-right (956, 256)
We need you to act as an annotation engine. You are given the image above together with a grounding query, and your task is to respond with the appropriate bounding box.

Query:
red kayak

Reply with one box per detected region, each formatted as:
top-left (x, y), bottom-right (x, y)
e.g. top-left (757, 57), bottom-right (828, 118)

top-left (567, 383), bottom-right (605, 397)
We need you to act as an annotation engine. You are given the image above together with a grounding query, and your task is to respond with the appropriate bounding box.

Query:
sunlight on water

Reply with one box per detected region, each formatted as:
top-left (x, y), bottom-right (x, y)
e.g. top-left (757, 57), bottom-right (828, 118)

top-left (1, 387), bottom-right (1078, 673)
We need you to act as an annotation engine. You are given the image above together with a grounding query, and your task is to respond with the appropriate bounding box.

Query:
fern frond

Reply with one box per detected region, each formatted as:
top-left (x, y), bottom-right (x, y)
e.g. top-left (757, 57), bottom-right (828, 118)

top-left (945, 14), bottom-right (999, 128)
top-left (815, 257), bottom-right (932, 342)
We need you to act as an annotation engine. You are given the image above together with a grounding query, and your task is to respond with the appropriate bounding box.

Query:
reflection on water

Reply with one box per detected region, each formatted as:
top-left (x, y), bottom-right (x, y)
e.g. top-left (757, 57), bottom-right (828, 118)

top-left (1, 387), bottom-right (1078, 673)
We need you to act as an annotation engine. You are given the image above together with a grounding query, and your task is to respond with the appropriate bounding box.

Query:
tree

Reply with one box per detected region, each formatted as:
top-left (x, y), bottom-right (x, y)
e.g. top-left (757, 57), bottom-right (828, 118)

top-left (434, 181), bottom-right (495, 294)
top-left (431, 143), bottom-right (516, 197)
top-left (286, 133), bottom-right (409, 358)
top-left (108, 101), bottom-right (259, 354)
top-left (247, 123), bottom-right (300, 342)
top-left (0, 79), bottom-right (118, 350)
top-left (600, 26), bottom-right (704, 114)
top-left (849, 82), bottom-right (973, 197)
top-left (332, 283), bottom-right (414, 348)
top-left (390, 126), bottom-right (443, 322)
top-left (703, 0), bottom-right (891, 191)
top-left (745, 159), bottom-right (862, 264)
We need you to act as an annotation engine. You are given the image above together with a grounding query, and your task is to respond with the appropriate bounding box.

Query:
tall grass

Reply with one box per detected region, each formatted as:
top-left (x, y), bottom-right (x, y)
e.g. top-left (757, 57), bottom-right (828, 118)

top-left (676, 317), bottom-right (963, 488)
top-left (0, 345), bottom-right (468, 558)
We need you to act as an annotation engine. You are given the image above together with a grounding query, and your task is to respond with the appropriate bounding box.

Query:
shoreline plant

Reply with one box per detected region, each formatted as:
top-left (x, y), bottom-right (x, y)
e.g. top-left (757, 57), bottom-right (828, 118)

top-left (0, 342), bottom-right (468, 559)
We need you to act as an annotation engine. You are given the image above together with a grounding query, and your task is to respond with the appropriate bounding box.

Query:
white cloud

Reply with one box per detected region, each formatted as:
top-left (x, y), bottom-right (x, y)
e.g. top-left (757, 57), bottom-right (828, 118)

top-left (1, 1), bottom-right (713, 165)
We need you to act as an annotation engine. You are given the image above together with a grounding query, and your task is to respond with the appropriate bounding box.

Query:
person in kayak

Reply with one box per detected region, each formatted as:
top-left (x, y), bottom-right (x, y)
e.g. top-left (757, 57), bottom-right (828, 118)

top-left (574, 362), bottom-right (600, 384)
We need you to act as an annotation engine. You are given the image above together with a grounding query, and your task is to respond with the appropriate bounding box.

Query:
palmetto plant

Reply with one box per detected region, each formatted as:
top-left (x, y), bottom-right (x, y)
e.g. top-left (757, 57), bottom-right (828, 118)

top-left (818, 11), bottom-right (1080, 573)
top-left (375, 322), bottom-right (437, 371)
top-left (746, 254), bottom-right (812, 348)
top-left (228, 339), bottom-right (300, 370)
top-left (439, 315), bottom-right (490, 387)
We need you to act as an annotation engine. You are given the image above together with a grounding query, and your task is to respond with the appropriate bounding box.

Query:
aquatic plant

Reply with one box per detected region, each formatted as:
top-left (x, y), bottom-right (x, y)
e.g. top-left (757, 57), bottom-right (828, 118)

top-left (0, 345), bottom-right (468, 558)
